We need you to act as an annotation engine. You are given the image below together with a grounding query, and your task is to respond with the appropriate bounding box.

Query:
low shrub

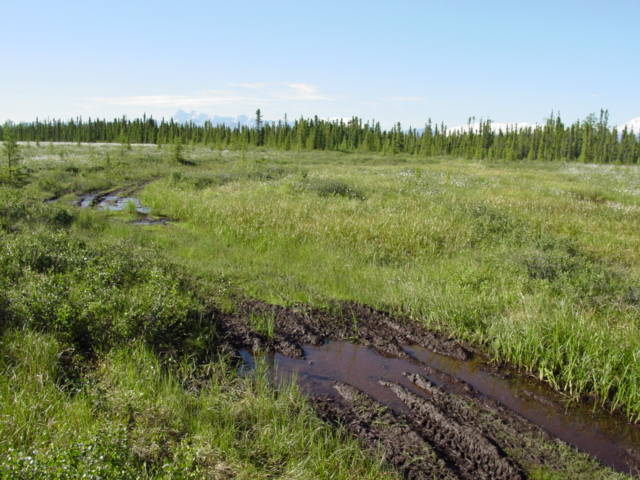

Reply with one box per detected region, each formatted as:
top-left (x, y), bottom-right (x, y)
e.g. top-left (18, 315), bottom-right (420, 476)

top-left (306, 178), bottom-right (365, 200)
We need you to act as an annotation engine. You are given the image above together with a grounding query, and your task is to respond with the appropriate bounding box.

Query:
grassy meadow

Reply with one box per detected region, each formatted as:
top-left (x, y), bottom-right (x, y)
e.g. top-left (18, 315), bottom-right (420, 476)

top-left (2, 142), bottom-right (640, 478)
top-left (0, 143), bottom-right (397, 479)
top-left (139, 146), bottom-right (640, 418)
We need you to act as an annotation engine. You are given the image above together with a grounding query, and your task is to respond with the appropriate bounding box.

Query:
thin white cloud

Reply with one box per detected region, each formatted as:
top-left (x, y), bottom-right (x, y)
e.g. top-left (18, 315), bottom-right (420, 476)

top-left (283, 83), bottom-right (331, 100)
top-left (286, 83), bottom-right (314, 94)
top-left (91, 94), bottom-right (245, 107)
top-left (89, 82), bottom-right (333, 109)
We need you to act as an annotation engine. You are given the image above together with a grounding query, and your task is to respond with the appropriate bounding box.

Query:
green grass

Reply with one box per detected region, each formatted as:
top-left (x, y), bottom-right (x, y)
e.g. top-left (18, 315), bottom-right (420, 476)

top-left (3, 143), bottom-right (640, 477)
top-left (0, 171), bottom-right (397, 479)
top-left (0, 330), bottom-right (393, 479)
top-left (132, 149), bottom-right (640, 419)
top-left (249, 311), bottom-right (277, 339)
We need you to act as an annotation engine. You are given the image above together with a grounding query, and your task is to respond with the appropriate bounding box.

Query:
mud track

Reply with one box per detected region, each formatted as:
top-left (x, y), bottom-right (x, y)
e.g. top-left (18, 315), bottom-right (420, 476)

top-left (217, 300), bottom-right (640, 478)
top-left (74, 182), bottom-right (172, 225)
top-left (221, 300), bottom-right (470, 360)
top-left (316, 379), bottom-right (523, 480)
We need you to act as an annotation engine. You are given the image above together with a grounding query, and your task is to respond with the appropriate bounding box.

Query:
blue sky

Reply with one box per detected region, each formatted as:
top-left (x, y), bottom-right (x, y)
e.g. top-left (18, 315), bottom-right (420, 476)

top-left (2, 0), bottom-right (639, 128)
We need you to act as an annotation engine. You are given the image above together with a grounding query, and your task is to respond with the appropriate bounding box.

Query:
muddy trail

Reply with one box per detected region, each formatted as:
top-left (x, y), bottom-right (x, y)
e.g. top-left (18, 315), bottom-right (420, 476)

top-left (44, 182), bottom-right (171, 225)
top-left (74, 184), bottom-right (172, 225)
top-left (221, 301), bottom-right (640, 479)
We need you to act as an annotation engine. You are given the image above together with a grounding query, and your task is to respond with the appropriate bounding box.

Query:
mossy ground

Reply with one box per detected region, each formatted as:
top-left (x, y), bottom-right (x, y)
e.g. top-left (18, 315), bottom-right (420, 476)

top-left (1, 143), bottom-right (639, 478)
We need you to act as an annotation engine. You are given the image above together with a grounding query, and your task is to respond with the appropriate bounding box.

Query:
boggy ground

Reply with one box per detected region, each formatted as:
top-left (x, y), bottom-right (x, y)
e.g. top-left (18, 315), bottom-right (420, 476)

top-left (11, 144), bottom-right (640, 478)
top-left (222, 300), bottom-right (469, 361)
top-left (220, 300), bottom-right (634, 479)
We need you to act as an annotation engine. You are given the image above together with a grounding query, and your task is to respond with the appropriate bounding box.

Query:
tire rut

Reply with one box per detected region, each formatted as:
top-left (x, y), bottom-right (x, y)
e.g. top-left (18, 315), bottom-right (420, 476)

top-left (218, 301), bottom-right (635, 478)
top-left (380, 379), bottom-right (524, 480)
top-left (314, 382), bottom-right (458, 480)
top-left (223, 300), bottom-right (470, 361)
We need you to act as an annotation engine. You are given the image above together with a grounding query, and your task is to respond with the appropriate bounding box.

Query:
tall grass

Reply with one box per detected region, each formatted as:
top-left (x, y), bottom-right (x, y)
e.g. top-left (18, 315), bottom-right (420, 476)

top-left (133, 149), bottom-right (640, 420)
top-left (0, 182), bottom-right (397, 479)
top-left (0, 331), bottom-right (395, 479)
top-left (4, 144), bottom-right (640, 476)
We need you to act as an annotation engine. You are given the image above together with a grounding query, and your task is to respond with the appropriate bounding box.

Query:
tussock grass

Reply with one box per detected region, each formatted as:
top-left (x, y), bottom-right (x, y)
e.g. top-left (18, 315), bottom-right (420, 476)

top-left (0, 180), bottom-right (396, 478)
top-left (134, 148), bottom-right (640, 420)
top-left (1, 331), bottom-right (393, 479)
top-left (3, 143), bottom-right (640, 477)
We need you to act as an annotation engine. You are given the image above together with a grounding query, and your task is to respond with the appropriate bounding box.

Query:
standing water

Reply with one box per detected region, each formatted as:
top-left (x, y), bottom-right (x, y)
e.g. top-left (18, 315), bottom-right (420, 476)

top-left (264, 341), bottom-right (640, 475)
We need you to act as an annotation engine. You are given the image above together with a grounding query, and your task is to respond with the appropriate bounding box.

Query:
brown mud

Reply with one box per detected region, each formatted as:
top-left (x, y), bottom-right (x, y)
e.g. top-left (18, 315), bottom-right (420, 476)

top-left (222, 300), bottom-right (470, 361)
top-left (220, 300), bottom-right (640, 478)
top-left (75, 184), bottom-right (172, 224)
top-left (76, 187), bottom-right (151, 214)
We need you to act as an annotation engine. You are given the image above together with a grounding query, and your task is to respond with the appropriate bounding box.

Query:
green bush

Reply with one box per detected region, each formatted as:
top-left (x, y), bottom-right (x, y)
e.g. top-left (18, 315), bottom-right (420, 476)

top-left (306, 178), bottom-right (365, 199)
top-left (1, 230), bottom-right (208, 357)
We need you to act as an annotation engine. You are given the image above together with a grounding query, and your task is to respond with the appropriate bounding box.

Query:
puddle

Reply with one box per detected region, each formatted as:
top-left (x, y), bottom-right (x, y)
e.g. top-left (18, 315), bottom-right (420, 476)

top-left (77, 191), bottom-right (156, 217)
top-left (237, 349), bottom-right (256, 375)
top-left (76, 191), bottom-right (171, 225)
top-left (96, 195), bottom-right (150, 214)
top-left (255, 341), bottom-right (640, 475)
top-left (406, 345), bottom-right (640, 475)
top-left (78, 193), bottom-right (98, 208)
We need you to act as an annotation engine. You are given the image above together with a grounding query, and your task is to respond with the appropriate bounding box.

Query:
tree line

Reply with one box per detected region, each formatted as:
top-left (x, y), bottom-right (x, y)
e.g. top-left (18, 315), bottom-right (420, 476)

top-left (2, 110), bottom-right (639, 164)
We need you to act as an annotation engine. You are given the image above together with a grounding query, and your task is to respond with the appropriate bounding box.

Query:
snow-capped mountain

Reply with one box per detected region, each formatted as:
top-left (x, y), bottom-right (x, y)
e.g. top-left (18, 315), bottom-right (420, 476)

top-left (618, 117), bottom-right (640, 133)
top-left (173, 110), bottom-right (252, 126)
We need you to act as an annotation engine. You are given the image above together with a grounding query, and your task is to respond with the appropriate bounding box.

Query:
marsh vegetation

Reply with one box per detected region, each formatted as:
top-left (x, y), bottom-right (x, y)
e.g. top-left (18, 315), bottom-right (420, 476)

top-left (2, 141), bottom-right (640, 478)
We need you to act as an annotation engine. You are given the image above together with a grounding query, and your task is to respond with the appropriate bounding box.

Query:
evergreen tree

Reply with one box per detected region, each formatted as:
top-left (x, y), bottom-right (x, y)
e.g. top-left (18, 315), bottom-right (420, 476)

top-left (172, 138), bottom-right (184, 164)
top-left (255, 109), bottom-right (264, 146)
top-left (4, 110), bottom-right (637, 165)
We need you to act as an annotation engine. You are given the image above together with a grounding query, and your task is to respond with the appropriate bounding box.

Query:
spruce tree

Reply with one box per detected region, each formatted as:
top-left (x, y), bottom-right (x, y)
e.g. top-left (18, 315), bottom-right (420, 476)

top-left (255, 109), bottom-right (264, 146)
top-left (172, 138), bottom-right (184, 163)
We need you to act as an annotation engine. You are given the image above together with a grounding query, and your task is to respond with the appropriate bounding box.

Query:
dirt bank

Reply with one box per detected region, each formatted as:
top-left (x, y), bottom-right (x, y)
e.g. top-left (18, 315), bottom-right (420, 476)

top-left (221, 300), bottom-right (470, 360)
top-left (216, 299), bottom-right (639, 478)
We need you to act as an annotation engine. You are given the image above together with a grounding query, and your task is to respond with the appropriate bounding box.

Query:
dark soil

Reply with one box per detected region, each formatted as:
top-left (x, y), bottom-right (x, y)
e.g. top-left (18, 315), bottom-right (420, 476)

top-left (314, 378), bottom-right (524, 480)
top-left (380, 379), bottom-right (523, 479)
top-left (314, 382), bottom-right (459, 480)
top-left (221, 300), bottom-right (470, 360)
top-left (216, 299), bottom-right (638, 479)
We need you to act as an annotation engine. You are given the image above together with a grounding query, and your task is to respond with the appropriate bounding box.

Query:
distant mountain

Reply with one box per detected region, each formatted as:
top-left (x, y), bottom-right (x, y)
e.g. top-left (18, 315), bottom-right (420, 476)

top-left (618, 117), bottom-right (640, 133)
top-left (173, 110), bottom-right (252, 126)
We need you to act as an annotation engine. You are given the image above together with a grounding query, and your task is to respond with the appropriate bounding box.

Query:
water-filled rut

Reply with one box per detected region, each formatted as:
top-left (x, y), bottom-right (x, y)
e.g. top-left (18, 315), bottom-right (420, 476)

top-left (74, 186), bottom-right (172, 225)
top-left (268, 342), bottom-right (640, 476)
top-left (223, 301), bottom-right (640, 478)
